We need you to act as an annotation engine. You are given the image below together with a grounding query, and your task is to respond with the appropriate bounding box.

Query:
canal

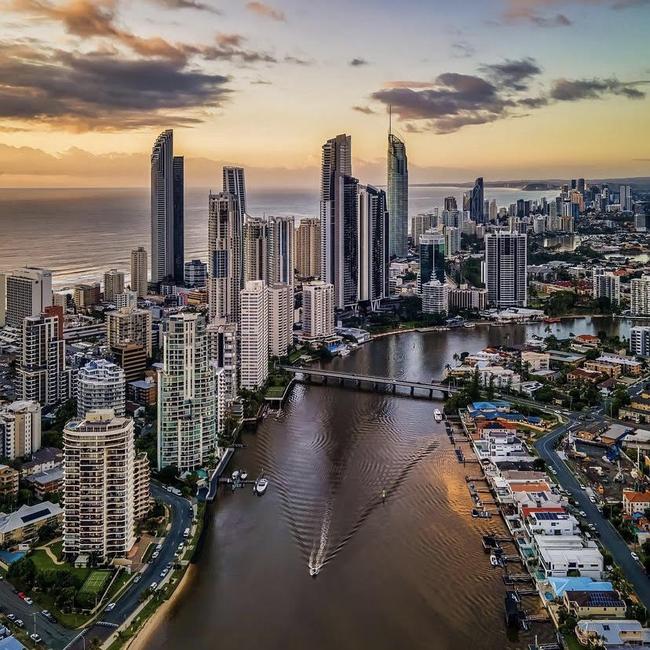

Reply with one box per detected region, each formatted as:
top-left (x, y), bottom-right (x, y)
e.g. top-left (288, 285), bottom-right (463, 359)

top-left (142, 318), bottom-right (629, 650)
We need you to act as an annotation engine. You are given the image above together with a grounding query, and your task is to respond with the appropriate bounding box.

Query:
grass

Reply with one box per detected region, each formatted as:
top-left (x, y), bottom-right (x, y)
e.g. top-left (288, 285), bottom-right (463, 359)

top-left (265, 385), bottom-right (287, 399)
top-left (29, 550), bottom-right (91, 581)
top-left (562, 633), bottom-right (584, 650)
top-left (49, 540), bottom-right (63, 559)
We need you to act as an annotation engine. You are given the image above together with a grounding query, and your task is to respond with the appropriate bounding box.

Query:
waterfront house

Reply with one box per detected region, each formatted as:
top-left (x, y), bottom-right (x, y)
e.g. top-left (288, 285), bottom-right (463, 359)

top-left (522, 507), bottom-right (580, 538)
top-left (534, 535), bottom-right (604, 579)
top-left (596, 354), bottom-right (643, 377)
top-left (575, 619), bottom-right (650, 648)
top-left (563, 590), bottom-right (626, 619)
top-left (623, 429), bottom-right (650, 453)
top-left (544, 577), bottom-right (614, 600)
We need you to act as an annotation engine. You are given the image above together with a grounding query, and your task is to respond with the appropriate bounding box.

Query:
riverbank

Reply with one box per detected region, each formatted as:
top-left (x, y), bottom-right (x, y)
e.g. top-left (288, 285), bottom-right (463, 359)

top-left (123, 562), bottom-right (197, 650)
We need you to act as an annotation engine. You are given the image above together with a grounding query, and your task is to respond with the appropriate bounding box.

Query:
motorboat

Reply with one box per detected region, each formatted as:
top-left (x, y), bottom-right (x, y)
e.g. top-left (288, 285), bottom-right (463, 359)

top-left (241, 471), bottom-right (248, 481)
top-left (231, 470), bottom-right (240, 481)
top-left (433, 409), bottom-right (443, 422)
top-left (490, 554), bottom-right (499, 567)
top-left (255, 477), bottom-right (269, 495)
top-left (309, 566), bottom-right (319, 578)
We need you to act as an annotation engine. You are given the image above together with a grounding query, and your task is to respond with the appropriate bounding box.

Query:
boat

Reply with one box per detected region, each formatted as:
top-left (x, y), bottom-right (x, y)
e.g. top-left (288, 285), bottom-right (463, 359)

top-left (231, 470), bottom-right (240, 481)
top-left (490, 554), bottom-right (499, 567)
top-left (339, 348), bottom-right (350, 357)
top-left (543, 317), bottom-right (561, 323)
top-left (241, 471), bottom-right (248, 481)
top-left (433, 409), bottom-right (443, 422)
top-left (463, 322), bottom-right (476, 329)
top-left (255, 477), bottom-right (269, 495)
top-left (471, 508), bottom-right (480, 518)
top-left (309, 566), bottom-right (318, 577)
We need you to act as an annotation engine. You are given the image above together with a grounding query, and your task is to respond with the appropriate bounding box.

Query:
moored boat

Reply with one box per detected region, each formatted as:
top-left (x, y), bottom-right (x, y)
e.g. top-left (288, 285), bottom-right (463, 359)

top-left (255, 477), bottom-right (269, 495)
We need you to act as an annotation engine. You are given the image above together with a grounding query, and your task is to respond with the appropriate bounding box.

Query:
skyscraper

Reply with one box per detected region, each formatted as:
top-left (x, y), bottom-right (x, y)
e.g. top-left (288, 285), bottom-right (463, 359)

top-left (157, 313), bottom-right (218, 471)
top-left (387, 131), bottom-right (408, 258)
top-left (106, 305), bottom-right (153, 357)
top-left (485, 231), bottom-right (527, 308)
top-left (173, 156), bottom-right (185, 283)
top-left (243, 217), bottom-right (269, 283)
top-left (470, 177), bottom-right (484, 224)
top-left (77, 359), bottom-right (126, 418)
top-left (302, 281), bottom-right (335, 340)
top-left (0, 400), bottom-right (41, 460)
top-left (239, 280), bottom-right (269, 389)
top-left (418, 232), bottom-right (446, 293)
top-left (444, 196), bottom-right (457, 211)
top-left (104, 269), bottom-right (125, 303)
top-left (422, 280), bottom-right (448, 314)
top-left (320, 133), bottom-right (351, 286)
top-left (411, 213), bottom-right (436, 248)
top-left (0, 267), bottom-right (52, 329)
top-left (223, 166), bottom-right (247, 218)
top-left (268, 216), bottom-right (295, 287)
top-left (207, 320), bottom-right (238, 403)
top-left (130, 247), bottom-right (148, 298)
top-left (63, 409), bottom-right (149, 561)
top-left (18, 312), bottom-right (70, 407)
top-left (268, 284), bottom-right (293, 358)
top-left (358, 184), bottom-right (389, 306)
top-left (208, 192), bottom-right (243, 324)
top-left (150, 130), bottom-right (184, 284)
top-left (295, 218), bottom-right (321, 279)
top-left (631, 276), bottom-right (650, 316)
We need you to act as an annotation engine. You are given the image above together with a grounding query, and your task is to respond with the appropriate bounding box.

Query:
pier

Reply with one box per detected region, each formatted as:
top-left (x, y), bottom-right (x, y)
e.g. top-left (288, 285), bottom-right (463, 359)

top-left (206, 447), bottom-right (235, 501)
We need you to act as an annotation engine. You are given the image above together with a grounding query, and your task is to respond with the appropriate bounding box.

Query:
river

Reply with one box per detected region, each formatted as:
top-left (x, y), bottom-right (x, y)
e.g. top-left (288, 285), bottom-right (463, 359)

top-left (143, 318), bottom-right (629, 650)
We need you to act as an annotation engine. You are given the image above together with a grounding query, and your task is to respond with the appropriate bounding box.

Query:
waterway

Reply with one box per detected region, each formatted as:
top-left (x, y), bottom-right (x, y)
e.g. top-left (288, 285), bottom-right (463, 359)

top-left (143, 318), bottom-right (629, 650)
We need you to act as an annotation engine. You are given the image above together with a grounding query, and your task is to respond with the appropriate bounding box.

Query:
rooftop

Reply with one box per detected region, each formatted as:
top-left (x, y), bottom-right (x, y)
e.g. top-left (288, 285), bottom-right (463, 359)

top-left (0, 502), bottom-right (62, 535)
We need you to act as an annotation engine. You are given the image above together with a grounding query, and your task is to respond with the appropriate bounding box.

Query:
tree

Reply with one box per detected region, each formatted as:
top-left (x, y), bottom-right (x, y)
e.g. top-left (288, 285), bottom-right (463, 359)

top-left (157, 465), bottom-right (179, 485)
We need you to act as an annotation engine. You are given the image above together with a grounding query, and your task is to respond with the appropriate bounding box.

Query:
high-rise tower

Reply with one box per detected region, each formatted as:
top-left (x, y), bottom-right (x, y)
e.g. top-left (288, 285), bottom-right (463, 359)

top-left (387, 119), bottom-right (408, 258)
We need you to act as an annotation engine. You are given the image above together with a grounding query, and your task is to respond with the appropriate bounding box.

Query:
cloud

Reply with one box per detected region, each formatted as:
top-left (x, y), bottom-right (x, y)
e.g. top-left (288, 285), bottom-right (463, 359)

top-left (450, 41), bottom-right (476, 59)
top-left (149, 0), bottom-right (220, 11)
top-left (283, 55), bottom-right (313, 65)
top-left (502, 0), bottom-right (650, 25)
top-left (481, 57), bottom-right (542, 91)
top-left (369, 59), bottom-right (646, 134)
top-left (0, 43), bottom-right (231, 130)
top-left (245, 1), bottom-right (285, 21)
top-left (551, 77), bottom-right (647, 100)
top-left (349, 58), bottom-right (369, 67)
top-left (503, 8), bottom-right (572, 27)
top-left (352, 105), bottom-right (375, 114)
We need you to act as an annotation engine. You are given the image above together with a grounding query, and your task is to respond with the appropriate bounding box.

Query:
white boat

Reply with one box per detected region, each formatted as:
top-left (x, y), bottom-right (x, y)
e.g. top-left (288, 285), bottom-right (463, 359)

top-left (241, 471), bottom-right (248, 481)
top-left (309, 566), bottom-right (319, 577)
top-left (255, 477), bottom-right (269, 495)
top-left (433, 409), bottom-right (443, 422)
top-left (490, 554), bottom-right (499, 567)
top-left (231, 470), bottom-right (240, 481)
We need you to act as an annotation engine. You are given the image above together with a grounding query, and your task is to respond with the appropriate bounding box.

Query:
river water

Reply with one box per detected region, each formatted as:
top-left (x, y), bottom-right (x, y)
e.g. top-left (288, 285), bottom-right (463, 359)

top-left (144, 318), bottom-right (628, 650)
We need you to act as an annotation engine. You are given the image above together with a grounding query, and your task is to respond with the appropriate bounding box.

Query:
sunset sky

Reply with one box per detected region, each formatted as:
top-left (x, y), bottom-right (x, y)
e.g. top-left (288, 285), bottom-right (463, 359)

top-left (0, 0), bottom-right (649, 187)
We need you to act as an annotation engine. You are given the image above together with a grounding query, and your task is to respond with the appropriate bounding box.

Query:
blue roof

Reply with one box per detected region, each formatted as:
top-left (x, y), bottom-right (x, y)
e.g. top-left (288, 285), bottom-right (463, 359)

top-left (471, 400), bottom-right (511, 411)
top-left (0, 637), bottom-right (26, 650)
top-left (546, 577), bottom-right (614, 598)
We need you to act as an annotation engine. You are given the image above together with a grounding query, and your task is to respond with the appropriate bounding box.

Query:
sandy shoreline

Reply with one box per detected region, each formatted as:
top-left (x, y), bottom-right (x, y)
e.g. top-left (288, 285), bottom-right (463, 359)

top-left (124, 562), bottom-right (197, 650)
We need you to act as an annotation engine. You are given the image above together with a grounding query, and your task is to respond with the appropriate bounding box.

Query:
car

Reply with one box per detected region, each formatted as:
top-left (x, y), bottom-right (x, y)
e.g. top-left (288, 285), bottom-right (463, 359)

top-left (632, 552), bottom-right (640, 561)
top-left (150, 582), bottom-right (158, 590)
top-left (152, 551), bottom-right (159, 559)
top-left (160, 569), bottom-right (168, 577)
top-left (15, 619), bottom-right (24, 628)
top-left (549, 467), bottom-right (557, 475)
top-left (24, 597), bottom-right (33, 606)
top-left (133, 575), bottom-right (141, 583)
top-left (30, 634), bottom-right (42, 643)
top-left (17, 592), bottom-right (25, 600)
top-left (579, 511), bottom-right (587, 518)
top-left (156, 543), bottom-right (162, 550)
top-left (41, 610), bottom-right (50, 617)
top-left (106, 603), bottom-right (116, 612)
top-left (7, 614), bottom-right (15, 621)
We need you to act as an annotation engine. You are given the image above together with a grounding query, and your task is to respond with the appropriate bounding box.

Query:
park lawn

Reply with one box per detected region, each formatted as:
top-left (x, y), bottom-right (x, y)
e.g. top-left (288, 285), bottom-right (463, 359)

top-left (79, 570), bottom-right (111, 598)
top-left (265, 385), bottom-right (287, 399)
top-left (50, 540), bottom-right (64, 559)
top-left (30, 549), bottom-right (91, 581)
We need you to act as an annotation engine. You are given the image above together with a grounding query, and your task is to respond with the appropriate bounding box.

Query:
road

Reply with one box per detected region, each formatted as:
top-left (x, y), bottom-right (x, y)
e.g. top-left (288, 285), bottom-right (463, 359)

top-left (66, 482), bottom-right (193, 649)
top-left (535, 415), bottom-right (650, 610)
top-left (0, 579), bottom-right (76, 649)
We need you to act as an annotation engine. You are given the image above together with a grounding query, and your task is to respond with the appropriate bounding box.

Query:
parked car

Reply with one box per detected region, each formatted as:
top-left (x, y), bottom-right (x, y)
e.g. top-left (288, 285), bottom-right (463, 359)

top-left (7, 614), bottom-right (15, 621)
top-left (30, 633), bottom-right (42, 643)
top-left (150, 582), bottom-right (158, 591)
top-left (24, 597), bottom-right (33, 606)
top-left (17, 593), bottom-right (25, 600)
top-left (106, 603), bottom-right (116, 612)
top-left (632, 552), bottom-right (640, 562)
top-left (15, 619), bottom-right (24, 628)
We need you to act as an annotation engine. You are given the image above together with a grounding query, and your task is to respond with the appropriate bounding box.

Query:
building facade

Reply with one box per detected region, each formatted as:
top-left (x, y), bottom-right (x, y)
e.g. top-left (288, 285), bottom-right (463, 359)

top-left (387, 132), bottom-right (408, 258)
top-left (157, 313), bottom-right (218, 471)
top-left (358, 184), bottom-right (389, 306)
top-left (418, 232), bottom-right (446, 293)
top-left (421, 280), bottom-right (448, 314)
top-left (130, 247), bottom-right (148, 298)
top-left (77, 359), bottom-right (126, 418)
top-left (268, 283), bottom-right (293, 358)
top-left (631, 276), bottom-right (650, 316)
top-left (0, 400), bottom-right (41, 460)
top-left (295, 217), bottom-right (321, 279)
top-left (103, 269), bottom-right (125, 304)
top-left (0, 267), bottom-right (52, 329)
top-left (485, 231), bottom-right (527, 308)
top-left (239, 280), bottom-right (269, 389)
top-left (106, 306), bottom-right (153, 357)
top-left (302, 281), bottom-right (334, 340)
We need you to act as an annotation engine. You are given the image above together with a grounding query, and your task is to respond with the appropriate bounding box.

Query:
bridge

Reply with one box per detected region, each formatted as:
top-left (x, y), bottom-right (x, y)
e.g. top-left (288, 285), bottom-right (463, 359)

top-left (280, 366), bottom-right (457, 399)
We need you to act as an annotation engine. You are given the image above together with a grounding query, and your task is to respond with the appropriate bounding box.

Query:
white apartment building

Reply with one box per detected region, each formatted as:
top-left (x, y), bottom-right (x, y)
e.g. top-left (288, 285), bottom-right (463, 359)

top-left (421, 280), bottom-right (448, 314)
top-left (106, 305), bottom-right (152, 357)
top-left (63, 409), bottom-right (149, 562)
top-left (157, 313), bottom-right (218, 471)
top-left (77, 359), bottom-right (126, 418)
top-left (631, 276), bottom-right (650, 316)
top-left (631, 326), bottom-right (650, 358)
top-left (302, 281), bottom-right (335, 340)
top-left (485, 231), bottom-right (527, 308)
top-left (240, 280), bottom-right (269, 389)
top-left (115, 290), bottom-right (138, 310)
top-left (593, 269), bottom-right (621, 304)
top-left (268, 283), bottom-right (293, 358)
top-left (130, 247), bottom-right (148, 298)
top-left (104, 269), bottom-right (125, 303)
top-left (0, 400), bottom-right (41, 460)
top-left (444, 226), bottom-right (461, 256)
top-left (0, 267), bottom-right (52, 329)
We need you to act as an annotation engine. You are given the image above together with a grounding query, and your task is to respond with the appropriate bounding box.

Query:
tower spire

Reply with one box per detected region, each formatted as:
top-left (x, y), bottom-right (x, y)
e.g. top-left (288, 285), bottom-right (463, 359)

top-left (388, 105), bottom-right (392, 136)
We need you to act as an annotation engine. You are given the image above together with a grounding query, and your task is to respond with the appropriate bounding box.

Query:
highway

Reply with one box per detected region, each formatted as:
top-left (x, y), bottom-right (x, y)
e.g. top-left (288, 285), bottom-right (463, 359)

top-left (535, 413), bottom-right (650, 610)
top-left (66, 482), bottom-right (194, 649)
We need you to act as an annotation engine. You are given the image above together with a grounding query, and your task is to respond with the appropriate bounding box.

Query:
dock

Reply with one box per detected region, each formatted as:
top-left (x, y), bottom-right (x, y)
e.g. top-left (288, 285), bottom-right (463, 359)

top-left (206, 447), bottom-right (235, 501)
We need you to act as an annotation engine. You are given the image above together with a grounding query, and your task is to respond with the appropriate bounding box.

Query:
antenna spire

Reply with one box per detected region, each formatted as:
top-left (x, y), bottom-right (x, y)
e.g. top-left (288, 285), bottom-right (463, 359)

top-left (389, 105), bottom-right (392, 136)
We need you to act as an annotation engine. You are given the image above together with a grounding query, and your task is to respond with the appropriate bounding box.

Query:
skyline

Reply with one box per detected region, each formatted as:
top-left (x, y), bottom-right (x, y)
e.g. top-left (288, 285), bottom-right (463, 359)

top-left (0, 0), bottom-right (649, 187)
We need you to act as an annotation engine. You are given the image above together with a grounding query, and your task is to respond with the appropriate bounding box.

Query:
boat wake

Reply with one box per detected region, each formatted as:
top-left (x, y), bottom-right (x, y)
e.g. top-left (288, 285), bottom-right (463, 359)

top-left (308, 502), bottom-right (333, 575)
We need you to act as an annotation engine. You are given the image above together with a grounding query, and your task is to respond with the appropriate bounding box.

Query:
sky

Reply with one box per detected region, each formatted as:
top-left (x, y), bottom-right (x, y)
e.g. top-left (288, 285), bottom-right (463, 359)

top-left (0, 0), bottom-right (649, 188)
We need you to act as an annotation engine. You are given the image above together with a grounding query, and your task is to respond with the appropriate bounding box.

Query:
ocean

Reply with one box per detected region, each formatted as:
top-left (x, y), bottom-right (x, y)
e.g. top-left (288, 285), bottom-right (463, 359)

top-left (0, 186), bottom-right (552, 288)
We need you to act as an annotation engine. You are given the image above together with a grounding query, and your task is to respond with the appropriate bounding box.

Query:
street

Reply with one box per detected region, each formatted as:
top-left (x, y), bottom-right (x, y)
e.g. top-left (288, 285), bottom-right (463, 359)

top-left (535, 415), bottom-right (650, 610)
top-left (66, 482), bottom-right (194, 649)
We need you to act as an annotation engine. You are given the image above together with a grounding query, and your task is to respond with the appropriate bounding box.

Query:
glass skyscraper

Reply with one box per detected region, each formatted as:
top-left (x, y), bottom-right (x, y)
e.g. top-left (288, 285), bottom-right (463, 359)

top-left (387, 133), bottom-right (408, 258)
